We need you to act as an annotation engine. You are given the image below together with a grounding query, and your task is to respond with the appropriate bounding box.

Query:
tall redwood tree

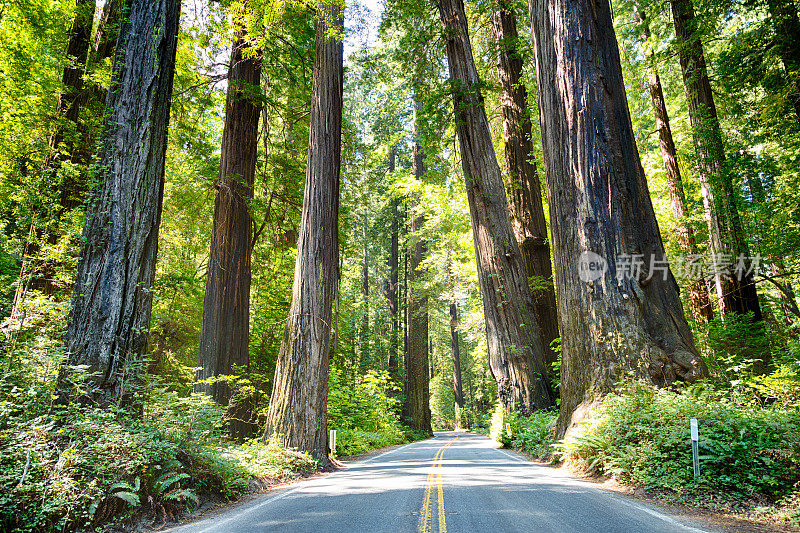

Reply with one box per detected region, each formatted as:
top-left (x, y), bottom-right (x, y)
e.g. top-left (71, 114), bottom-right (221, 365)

top-left (437, 0), bottom-right (555, 412)
top-left (63, 0), bottom-right (182, 407)
top-left (264, 2), bottom-right (343, 462)
top-left (197, 30), bottom-right (262, 439)
top-left (403, 104), bottom-right (432, 434)
top-left (530, 0), bottom-right (708, 436)
top-left (491, 0), bottom-right (560, 365)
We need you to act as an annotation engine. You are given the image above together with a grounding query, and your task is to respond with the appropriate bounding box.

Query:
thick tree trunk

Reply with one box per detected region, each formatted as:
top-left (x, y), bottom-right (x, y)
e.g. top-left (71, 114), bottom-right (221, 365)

top-left (672, 0), bottom-right (763, 322)
top-left (437, 0), bottom-right (555, 412)
top-left (491, 0), bottom-right (560, 366)
top-left (766, 0), bottom-right (800, 125)
top-left (449, 303), bottom-right (465, 427)
top-left (386, 149), bottom-right (400, 381)
top-left (264, 3), bottom-right (343, 463)
top-left (638, 10), bottom-right (713, 324)
top-left (197, 33), bottom-right (262, 440)
top-left (529, 0), bottom-right (708, 437)
top-left (403, 116), bottom-right (433, 434)
top-left (62, 0), bottom-right (181, 407)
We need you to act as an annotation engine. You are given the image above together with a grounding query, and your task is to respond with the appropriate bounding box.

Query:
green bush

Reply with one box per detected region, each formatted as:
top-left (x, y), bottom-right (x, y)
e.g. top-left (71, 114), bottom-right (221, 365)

top-left (556, 383), bottom-right (800, 502)
top-left (489, 401), bottom-right (508, 445)
top-left (706, 312), bottom-right (772, 381)
top-left (327, 369), bottom-right (402, 432)
top-left (334, 427), bottom-right (406, 457)
top-left (327, 369), bottom-right (421, 457)
top-left (489, 403), bottom-right (557, 458)
top-left (0, 376), bottom-right (317, 532)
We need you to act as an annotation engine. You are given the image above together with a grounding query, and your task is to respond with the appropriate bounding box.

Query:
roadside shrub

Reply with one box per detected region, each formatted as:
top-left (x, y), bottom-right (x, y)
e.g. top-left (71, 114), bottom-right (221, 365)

top-left (327, 369), bottom-right (402, 432)
top-left (556, 383), bottom-right (800, 501)
top-left (514, 411), bottom-right (558, 458)
top-left (335, 427), bottom-right (407, 457)
top-left (327, 369), bottom-right (420, 456)
top-left (489, 404), bottom-right (557, 458)
top-left (489, 401), bottom-right (508, 445)
top-left (706, 312), bottom-right (772, 381)
top-left (0, 376), bottom-right (316, 532)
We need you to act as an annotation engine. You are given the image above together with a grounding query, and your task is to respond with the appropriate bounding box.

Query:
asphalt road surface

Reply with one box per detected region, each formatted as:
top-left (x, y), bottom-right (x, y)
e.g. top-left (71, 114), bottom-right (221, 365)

top-left (169, 432), bottom-right (711, 533)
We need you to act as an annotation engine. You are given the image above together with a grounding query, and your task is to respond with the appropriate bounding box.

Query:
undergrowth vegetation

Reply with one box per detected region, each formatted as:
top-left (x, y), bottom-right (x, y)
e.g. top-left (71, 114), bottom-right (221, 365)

top-left (556, 384), bottom-right (800, 520)
top-left (327, 369), bottom-right (423, 456)
top-left (0, 374), bottom-right (318, 533)
top-left (0, 384), bottom-right (317, 531)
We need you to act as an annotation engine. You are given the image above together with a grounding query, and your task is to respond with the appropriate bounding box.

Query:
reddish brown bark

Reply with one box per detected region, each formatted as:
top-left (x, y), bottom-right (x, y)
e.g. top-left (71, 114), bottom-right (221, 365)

top-left (437, 0), bottom-right (555, 412)
top-left (491, 0), bottom-right (560, 366)
top-left (197, 33), bottom-right (262, 440)
top-left (529, 0), bottom-right (707, 436)
top-left (264, 2), bottom-right (343, 463)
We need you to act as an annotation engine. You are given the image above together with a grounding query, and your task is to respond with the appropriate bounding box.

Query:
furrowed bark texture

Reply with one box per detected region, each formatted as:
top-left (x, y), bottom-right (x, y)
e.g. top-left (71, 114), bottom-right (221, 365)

top-left (437, 0), bottom-right (555, 412)
top-left (672, 0), bottom-right (763, 321)
top-left (197, 34), bottom-right (261, 440)
top-left (492, 0), bottom-right (560, 365)
top-left (403, 120), bottom-right (432, 434)
top-left (64, 0), bottom-right (181, 407)
top-left (530, 0), bottom-right (707, 436)
top-left (264, 4), bottom-right (343, 463)
top-left (638, 10), bottom-right (713, 324)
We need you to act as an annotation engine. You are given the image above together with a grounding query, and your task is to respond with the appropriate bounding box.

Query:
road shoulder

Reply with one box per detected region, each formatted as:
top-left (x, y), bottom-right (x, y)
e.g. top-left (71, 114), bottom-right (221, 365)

top-left (497, 445), bottom-right (798, 533)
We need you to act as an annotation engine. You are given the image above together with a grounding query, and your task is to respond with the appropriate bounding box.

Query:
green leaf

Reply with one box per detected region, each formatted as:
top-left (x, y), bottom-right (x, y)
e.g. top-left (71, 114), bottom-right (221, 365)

top-left (111, 491), bottom-right (140, 507)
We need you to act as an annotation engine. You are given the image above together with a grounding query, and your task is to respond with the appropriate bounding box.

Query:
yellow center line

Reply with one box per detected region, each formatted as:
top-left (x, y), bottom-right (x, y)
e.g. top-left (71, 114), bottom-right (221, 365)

top-left (418, 436), bottom-right (459, 533)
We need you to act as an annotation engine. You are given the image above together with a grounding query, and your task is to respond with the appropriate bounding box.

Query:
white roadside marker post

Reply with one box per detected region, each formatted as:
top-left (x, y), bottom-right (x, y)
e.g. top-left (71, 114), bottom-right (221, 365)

top-left (690, 417), bottom-right (700, 481)
top-left (329, 429), bottom-right (337, 457)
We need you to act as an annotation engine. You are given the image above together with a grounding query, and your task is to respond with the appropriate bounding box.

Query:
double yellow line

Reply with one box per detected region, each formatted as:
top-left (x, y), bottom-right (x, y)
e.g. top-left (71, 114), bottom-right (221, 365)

top-left (418, 436), bottom-right (459, 533)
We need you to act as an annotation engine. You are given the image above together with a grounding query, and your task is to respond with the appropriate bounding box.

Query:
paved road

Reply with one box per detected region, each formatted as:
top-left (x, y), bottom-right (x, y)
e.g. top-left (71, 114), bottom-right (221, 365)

top-left (170, 432), bottom-right (711, 533)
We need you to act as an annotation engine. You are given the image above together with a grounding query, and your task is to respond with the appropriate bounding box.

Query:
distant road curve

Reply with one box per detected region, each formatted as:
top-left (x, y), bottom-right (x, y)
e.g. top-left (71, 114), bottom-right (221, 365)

top-left (168, 431), bottom-right (712, 533)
